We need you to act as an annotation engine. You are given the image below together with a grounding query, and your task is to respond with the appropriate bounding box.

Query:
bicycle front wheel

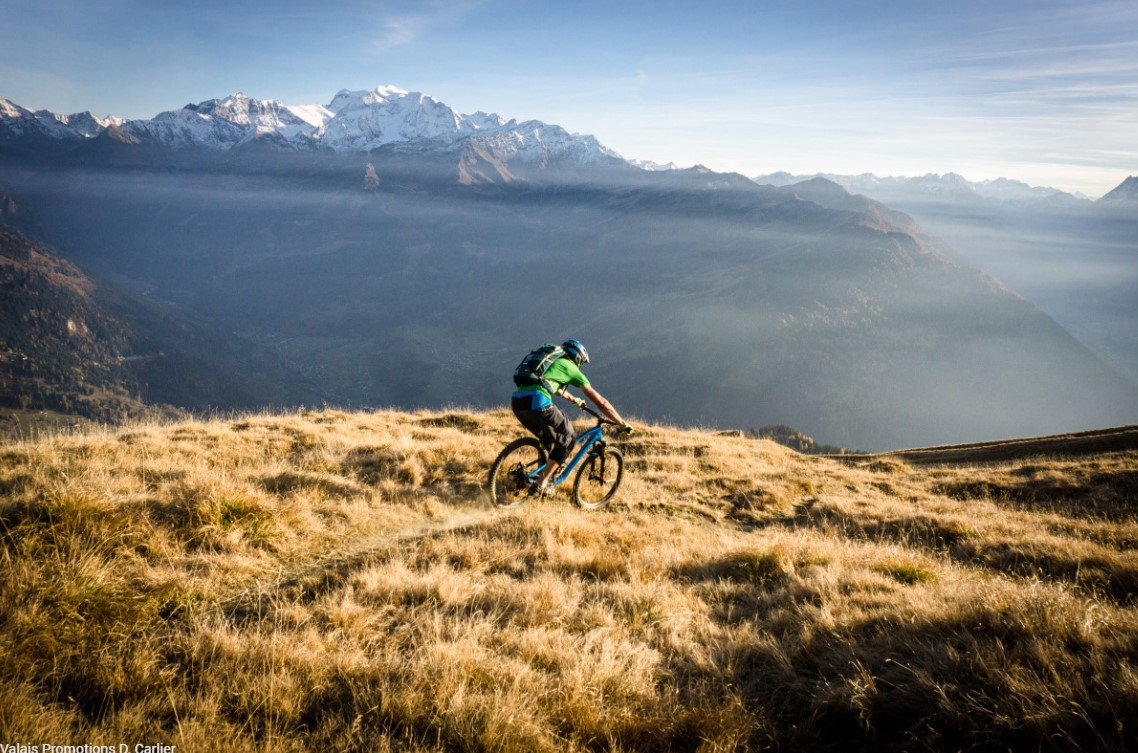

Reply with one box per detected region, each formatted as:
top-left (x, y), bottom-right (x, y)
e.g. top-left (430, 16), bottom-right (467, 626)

top-left (488, 437), bottom-right (548, 508)
top-left (572, 446), bottom-right (624, 510)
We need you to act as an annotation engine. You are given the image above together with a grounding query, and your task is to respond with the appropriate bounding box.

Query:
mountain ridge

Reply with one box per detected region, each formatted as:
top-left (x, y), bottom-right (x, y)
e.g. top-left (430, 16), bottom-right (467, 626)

top-left (9, 89), bottom-right (1130, 199)
top-left (1, 87), bottom-right (627, 178)
top-left (756, 170), bottom-right (1103, 203)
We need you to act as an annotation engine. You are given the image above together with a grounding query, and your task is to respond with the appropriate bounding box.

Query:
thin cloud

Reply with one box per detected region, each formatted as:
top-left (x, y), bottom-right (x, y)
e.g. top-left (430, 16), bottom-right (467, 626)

top-left (370, 0), bottom-right (489, 53)
top-left (375, 15), bottom-right (429, 49)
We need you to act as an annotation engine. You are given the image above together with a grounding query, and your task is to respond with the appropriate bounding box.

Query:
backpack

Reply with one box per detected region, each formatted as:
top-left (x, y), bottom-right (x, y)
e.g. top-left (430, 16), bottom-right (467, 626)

top-left (513, 344), bottom-right (565, 394)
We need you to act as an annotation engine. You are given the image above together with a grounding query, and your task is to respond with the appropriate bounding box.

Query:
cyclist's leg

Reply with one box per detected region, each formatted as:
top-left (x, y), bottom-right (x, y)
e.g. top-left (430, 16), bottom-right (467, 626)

top-left (513, 403), bottom-right (574, 488)
top-left (536, 406), bottom-right (574, 487)
top-left (513, 399), bottom-right (552, 452)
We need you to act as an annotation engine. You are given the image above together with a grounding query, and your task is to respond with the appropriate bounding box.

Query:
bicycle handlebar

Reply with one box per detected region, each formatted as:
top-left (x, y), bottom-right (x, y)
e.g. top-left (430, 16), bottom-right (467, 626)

top-left (578, 403), bottom-right (625, 429)
top-left (559, 393), bottom-right (628, 431)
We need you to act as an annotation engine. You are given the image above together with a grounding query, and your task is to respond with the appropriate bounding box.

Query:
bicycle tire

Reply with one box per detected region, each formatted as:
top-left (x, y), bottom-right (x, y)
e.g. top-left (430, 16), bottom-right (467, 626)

top-left (572, 446), bottom-right (624, 510)
top-left (488, 437), bottom-right (548, 508)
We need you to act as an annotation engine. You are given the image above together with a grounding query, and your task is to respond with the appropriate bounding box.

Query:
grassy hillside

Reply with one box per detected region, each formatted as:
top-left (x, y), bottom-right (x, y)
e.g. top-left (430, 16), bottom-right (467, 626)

top-left (1, 408), bottom-right (1136, 751)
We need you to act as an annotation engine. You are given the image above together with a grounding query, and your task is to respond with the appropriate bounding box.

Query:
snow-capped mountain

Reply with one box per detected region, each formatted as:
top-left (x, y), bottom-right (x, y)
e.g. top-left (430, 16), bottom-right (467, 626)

top-left (0, 97), bottom-right (121, 141)
top-left (0, 86), bottom-right (627, 172)
top-left (121, 92), bottom-right (319, 148)
top-left (629, 158), bottom-right (683, 171)
top-left (317, 86), bottom-right (475, 150)
top-left (309, 86), bottom-right (625, 167)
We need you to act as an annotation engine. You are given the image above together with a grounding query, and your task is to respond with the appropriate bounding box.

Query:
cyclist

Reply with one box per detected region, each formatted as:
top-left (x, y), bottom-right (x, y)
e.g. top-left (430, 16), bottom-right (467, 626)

top-left (511, 339), bottom-right (631, 496)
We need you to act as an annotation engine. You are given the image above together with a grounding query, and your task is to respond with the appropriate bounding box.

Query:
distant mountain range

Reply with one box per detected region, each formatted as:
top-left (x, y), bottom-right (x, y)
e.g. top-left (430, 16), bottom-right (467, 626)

top-left (755, 170), bottom-right (1138, 206)
top-left (756, 171), bottom-right (1138, 381)
top-left (0, 87), bottom-right (627, 184)
top-left (2, 87), bottom-right (1137, 449)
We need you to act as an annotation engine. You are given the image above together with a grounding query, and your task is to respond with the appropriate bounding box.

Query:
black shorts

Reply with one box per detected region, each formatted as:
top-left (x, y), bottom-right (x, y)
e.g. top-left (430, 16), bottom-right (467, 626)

top-left (511, 397), bottom-right (575, 464)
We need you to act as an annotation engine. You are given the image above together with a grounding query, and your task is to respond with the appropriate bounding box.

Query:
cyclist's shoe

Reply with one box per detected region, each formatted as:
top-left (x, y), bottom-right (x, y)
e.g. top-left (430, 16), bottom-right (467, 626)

top-left (527, 480), bottom-right (552, 498)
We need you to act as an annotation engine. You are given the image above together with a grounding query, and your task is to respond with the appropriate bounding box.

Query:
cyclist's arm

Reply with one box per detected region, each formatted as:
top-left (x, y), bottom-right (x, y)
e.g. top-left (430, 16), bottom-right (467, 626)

top-left (581, 384), bottom-right (626, 426)
top-left (556, 387), bottom-right (586, 408)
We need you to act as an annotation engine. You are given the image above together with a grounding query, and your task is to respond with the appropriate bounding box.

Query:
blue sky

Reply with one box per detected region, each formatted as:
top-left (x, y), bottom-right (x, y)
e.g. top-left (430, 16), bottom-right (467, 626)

top-left (2, 0), bottom-right (1136, 196)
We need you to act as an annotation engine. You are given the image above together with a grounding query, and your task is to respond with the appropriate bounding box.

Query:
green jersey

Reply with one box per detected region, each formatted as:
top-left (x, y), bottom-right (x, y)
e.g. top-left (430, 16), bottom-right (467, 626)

top-left (511, 357), bottom-right (590, 409)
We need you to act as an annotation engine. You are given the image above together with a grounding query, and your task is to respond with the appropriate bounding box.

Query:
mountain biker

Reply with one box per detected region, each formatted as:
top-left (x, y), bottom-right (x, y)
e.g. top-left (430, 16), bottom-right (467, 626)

top-left (511, 339), bottom-right (631, 496)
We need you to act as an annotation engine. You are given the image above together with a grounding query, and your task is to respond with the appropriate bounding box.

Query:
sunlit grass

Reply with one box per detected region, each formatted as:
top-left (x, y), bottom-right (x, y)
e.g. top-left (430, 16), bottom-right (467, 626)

top-left (1, 408), bottom-right (1136, 750)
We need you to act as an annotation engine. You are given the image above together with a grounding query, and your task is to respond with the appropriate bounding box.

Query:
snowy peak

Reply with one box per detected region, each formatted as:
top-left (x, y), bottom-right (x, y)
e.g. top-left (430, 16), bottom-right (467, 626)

top-left (0, 98), bottom-right (21, 120)
top-left (318, 86), bottom-right (470, 150)
top-left (181, 92), bottom-right (293, 128)
top-left (463, 119), bottom-right (623, 164)
top-left (630, 158), bottom-right (683, 171)
top-left (0, 97), bottom-right (118, 140)
top-left (326, 85), bottom-right (411, 113)
top-left (123, 92), bottom-right (320, 148)
top-left (906, 172), bottom-right (978, 197)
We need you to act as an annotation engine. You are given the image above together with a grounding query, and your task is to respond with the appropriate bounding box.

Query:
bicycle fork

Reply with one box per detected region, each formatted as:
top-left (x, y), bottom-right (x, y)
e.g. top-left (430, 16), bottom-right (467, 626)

top-left (586, 441), bottom-right (608, 482)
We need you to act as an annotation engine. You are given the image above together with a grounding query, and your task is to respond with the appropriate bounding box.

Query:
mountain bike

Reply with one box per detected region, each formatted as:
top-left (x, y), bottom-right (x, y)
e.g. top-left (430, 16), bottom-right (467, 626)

top-left (488, 405), bottom-right (626, 509)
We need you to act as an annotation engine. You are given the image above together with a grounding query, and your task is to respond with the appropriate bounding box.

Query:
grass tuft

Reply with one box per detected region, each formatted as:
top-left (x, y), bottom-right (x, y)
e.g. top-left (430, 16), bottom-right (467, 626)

top-left (876, 561), bottom-right (937, 585)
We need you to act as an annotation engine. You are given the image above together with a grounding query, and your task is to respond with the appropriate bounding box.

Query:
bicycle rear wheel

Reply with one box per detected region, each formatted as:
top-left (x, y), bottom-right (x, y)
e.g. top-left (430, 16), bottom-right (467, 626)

top-left (572, 446), bottom-right (624, 510)
top-left (488, 437), bottom-right (548, 508)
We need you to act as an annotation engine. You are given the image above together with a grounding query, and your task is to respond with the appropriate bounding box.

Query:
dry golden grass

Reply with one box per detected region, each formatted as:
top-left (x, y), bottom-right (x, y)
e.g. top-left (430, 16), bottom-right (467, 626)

top-left (1, 408), bottom-right (1136, 751)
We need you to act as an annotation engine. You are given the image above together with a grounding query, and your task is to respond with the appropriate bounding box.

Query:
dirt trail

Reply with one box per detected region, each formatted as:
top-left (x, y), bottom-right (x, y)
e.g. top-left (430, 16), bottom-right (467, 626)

top-left (219, 504), bottom-right (506, 621)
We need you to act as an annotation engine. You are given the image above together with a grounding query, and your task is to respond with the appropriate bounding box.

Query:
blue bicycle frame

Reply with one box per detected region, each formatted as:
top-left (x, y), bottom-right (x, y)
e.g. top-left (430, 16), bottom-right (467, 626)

top-left (528, 418), bottom-right (608, 488)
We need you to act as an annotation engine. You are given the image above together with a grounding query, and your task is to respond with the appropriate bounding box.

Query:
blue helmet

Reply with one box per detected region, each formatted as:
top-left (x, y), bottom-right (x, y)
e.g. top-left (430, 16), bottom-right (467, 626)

top-left (562, 339), bottom-right (590, 366)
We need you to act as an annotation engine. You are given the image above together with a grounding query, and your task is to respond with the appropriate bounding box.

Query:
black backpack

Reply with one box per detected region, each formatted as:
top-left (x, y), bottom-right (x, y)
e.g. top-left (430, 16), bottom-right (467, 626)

top-left (513, 344), bottom-right (565, 393)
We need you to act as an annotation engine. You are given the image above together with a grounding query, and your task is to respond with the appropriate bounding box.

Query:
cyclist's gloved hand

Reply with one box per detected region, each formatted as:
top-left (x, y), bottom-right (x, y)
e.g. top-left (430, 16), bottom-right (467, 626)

top-left (620, 424), bottom-right (634, 436)
top-left (570, 396), bottom-right (587, 409)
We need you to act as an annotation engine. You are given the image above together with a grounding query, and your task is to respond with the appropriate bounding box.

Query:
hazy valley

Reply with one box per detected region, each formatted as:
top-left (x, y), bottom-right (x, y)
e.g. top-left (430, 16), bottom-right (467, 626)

top-left (2, 87), bottom-right (1137, 450)
top-left (757, 171), bottom-right (1138, 383)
